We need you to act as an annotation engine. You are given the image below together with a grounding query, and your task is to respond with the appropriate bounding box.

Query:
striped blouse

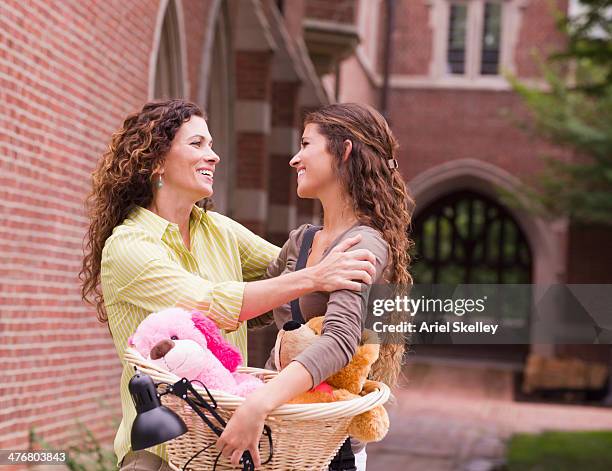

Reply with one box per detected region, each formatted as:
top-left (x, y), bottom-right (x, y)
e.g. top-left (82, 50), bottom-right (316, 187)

top-left (100, 205), bottom-right (280, 465)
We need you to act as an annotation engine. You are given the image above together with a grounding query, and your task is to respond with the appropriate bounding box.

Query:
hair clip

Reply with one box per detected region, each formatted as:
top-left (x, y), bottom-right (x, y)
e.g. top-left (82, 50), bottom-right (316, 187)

top-left (388, 159), bottom-right (399, 169)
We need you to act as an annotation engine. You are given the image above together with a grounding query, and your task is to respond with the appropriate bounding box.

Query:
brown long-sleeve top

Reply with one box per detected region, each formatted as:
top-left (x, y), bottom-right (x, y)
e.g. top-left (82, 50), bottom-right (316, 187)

top-left (252, 223), bottom-right (389, 387)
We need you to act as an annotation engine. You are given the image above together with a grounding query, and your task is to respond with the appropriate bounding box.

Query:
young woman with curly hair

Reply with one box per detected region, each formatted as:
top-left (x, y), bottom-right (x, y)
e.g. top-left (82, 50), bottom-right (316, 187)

top-left (80, 99), bottom-right (377, 470)
top-left (218, 103), bottom-right (414, 470)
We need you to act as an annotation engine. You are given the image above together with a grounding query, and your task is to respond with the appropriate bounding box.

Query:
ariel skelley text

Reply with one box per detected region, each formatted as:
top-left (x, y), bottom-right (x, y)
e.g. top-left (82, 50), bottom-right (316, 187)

top-left (372, 320), bottom-right (499, 335)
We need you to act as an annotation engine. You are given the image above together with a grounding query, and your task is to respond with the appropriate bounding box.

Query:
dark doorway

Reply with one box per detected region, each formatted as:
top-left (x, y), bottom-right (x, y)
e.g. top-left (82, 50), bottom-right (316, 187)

top-left (409, 189), bottom-right (533, 366)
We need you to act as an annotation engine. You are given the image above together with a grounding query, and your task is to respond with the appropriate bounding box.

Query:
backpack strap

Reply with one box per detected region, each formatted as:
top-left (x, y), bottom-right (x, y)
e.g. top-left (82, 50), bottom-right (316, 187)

top-left (290, 225), bottom-right (321, 324)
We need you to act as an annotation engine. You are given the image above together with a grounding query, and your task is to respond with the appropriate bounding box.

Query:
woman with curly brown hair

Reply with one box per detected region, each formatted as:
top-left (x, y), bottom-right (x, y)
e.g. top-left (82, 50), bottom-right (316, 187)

top-left (218, 103), bottom-right (414, 470)
top-left (80, 99), bottom-right (377, 470)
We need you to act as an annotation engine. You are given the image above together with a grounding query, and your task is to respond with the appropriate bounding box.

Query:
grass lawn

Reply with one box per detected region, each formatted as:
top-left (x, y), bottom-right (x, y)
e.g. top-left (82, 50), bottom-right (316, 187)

top-left (506, 430), bottom-right (612, 471)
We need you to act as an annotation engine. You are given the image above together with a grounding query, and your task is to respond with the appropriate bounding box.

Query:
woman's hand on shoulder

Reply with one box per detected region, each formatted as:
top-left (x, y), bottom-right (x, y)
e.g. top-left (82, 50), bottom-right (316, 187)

top-left (309, 234), bottom-right (376, 292)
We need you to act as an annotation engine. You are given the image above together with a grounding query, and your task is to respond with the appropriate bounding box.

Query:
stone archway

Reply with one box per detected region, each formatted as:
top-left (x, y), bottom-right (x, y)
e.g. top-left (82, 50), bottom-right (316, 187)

top-left (408, 159), bottom-right (569, 360)
top-left (409, 158), bottom-right (568, 286)
top-left (148, 0), bottom-right (189, 100)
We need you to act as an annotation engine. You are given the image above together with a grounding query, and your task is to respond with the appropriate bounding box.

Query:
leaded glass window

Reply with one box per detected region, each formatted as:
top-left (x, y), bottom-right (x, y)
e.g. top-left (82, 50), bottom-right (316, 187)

top-left (447, 3), bottom-right (468, 74)
top-left (481, 2), bottom-right (502, 74)
top-left (411, 190), bottom-right (532, 284)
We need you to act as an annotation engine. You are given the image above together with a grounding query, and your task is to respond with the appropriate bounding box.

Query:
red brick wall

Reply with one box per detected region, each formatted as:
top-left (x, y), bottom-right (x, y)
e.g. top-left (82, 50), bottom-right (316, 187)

top-left (567, 224), bottom-right (612, 283)
top-left (0, 0), bottom-right (218, 452)
top-left (0, 0), bottom-right (155, 450)
top-left (304, 0), bottom-right (356, 24)
top-left (235, 51), bottom-right (272, 101)
top-left (558, 219), bottom-right (611, 364)
top-left (271, 81), bottom-right (300, 128)
top-left (388, 88), bottom-right (570, 181)
top-left (237, 133), bottom-right (269, 188)
top-left (268, 156), bottom-right (296, 206)
top-left (515, 0), bottom-right (568, 78)
top-left (390, 0), bottom-right (433, 75)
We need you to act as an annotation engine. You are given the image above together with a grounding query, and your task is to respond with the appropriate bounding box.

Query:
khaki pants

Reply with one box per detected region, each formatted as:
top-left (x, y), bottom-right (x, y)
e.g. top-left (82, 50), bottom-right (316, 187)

top-left (119, 451), bottom-right (173, 471)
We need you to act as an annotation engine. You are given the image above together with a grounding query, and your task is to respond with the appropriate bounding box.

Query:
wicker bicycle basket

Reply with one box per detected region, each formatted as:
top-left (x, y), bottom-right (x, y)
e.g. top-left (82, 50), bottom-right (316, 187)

top-left (124, 348), bottom-right (390, 471)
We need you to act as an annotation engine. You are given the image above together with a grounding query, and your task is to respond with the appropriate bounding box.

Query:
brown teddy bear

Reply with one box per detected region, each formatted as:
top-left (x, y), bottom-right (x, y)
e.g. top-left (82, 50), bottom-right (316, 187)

top-left (273, 316), bottom-right (390, 443)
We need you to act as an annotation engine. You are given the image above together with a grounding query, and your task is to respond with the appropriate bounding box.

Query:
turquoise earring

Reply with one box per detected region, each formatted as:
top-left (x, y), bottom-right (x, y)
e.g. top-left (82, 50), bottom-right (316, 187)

top-left (156, 175), bottom-right (163, 189)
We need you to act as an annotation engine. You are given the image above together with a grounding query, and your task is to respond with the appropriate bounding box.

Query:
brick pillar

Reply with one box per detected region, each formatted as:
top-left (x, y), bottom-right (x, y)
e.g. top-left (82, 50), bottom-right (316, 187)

top-left (237, 54), bottom-right (277, 366)
top-left (233, 50), bottom-right (273, 235)
top-left (267, 81), bottom-right (301, 246)
top-left (251, 82), bottom-right (304, 368)
top-left (232, 0), bottom-right (280, 366)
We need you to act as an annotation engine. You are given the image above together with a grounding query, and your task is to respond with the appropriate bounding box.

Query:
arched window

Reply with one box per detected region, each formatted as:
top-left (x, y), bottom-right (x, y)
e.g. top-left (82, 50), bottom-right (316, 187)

top-left (153, 0), bottom-right (185, 99)
top-left (411, 189), bottom-right (532, 284)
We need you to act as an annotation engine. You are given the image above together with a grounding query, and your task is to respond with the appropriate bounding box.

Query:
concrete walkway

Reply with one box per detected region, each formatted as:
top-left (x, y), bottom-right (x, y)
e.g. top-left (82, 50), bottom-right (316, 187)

top-left (367, 360), bottom-right (612, 471)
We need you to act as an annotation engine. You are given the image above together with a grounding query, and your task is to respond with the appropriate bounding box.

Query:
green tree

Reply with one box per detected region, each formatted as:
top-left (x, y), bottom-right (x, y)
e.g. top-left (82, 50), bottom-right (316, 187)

top-left (504, 0), bottom-right (612, 226)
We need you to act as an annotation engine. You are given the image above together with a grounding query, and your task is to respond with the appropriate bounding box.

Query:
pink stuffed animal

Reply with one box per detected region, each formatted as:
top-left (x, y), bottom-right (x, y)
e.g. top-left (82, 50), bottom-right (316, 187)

top-left (129, 307), bottom-right (262, 397)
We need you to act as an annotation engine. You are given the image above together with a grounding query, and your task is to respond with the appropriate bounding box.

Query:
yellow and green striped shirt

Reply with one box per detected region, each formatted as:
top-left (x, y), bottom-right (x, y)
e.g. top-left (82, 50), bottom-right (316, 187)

top-left (100, 205), bottom-right (280, 465)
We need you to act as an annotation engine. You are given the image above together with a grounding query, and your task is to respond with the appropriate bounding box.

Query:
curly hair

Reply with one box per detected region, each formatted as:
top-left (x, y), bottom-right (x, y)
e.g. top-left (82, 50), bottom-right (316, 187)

top-left (80, 99), bottom-right (207, 323)
top-left (304, 103), bottom-right (415, 388)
